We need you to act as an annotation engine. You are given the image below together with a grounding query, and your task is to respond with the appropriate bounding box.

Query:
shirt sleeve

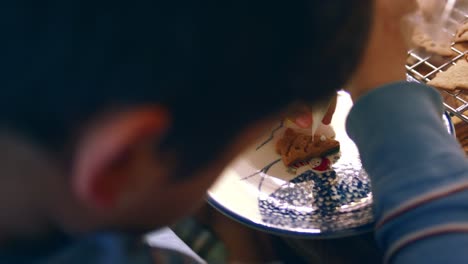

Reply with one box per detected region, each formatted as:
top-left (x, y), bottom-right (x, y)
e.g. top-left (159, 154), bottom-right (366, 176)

top-left (346, 82), bottom-right (468, 264)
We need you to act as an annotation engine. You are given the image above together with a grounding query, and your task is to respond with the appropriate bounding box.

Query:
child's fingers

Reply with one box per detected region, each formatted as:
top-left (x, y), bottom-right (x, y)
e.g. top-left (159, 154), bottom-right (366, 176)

top-left (288, 95), bottom-right (337, 128)
top-left (322, 95), bottom-right (337, 125)
top-left (294, 114), bottom-right (313, 128)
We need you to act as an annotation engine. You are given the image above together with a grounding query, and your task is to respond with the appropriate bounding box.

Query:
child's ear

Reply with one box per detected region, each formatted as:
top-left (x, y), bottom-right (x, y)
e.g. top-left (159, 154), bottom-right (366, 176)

top-left (72, 105), bottom-right (172, 210)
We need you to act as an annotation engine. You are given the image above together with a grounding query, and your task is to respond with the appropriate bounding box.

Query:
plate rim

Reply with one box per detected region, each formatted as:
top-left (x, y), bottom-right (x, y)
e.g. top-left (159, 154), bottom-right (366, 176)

top-left (206, 194), bottom-right (375, 239)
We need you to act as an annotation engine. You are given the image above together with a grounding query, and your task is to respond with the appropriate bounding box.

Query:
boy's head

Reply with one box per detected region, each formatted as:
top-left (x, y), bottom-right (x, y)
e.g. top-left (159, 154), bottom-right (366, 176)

top-left (0, 0), bottom-right (372, 232)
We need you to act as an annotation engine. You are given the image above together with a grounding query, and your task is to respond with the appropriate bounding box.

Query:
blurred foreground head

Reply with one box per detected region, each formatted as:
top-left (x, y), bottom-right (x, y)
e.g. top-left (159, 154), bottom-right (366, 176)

top-left (0, 0), bottom-right (372, 232)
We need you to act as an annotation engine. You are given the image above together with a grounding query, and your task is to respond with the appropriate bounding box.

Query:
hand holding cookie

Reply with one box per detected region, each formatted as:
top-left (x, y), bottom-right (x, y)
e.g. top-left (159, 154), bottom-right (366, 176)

top-left (288, 95), bottom-right (337, 128)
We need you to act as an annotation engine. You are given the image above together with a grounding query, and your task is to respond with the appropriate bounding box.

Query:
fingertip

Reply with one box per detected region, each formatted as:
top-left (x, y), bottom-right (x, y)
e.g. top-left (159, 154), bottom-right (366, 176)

top-left (322, 95), bottom-right (337, 125)
top-left (295, 115), bottom-right (312, 128)
top-left (322, 116), bottom-right (332, 125)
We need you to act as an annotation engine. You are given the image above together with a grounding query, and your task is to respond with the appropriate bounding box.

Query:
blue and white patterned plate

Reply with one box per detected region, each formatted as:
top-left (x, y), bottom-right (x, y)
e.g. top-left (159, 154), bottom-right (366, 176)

top-left (207, 91), bottom-right (454, 238)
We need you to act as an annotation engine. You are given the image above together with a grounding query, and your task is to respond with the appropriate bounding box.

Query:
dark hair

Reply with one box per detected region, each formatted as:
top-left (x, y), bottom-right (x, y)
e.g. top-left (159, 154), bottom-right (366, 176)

top-left (0, 0), bottom-right (372, 179)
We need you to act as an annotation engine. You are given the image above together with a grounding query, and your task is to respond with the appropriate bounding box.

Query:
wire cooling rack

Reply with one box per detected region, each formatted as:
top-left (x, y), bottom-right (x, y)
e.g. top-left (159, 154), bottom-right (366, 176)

top-left (406, 6), bottom-right (468, 124)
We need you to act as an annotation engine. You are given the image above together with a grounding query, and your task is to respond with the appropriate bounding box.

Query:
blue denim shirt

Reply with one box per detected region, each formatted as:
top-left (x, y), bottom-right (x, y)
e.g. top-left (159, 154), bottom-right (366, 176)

top-left (0, 232), bottom-right (153, 264)
top-left (347, 82), bottom-right (468, 264)
top-left (0, 229), bottom-right (205, 264)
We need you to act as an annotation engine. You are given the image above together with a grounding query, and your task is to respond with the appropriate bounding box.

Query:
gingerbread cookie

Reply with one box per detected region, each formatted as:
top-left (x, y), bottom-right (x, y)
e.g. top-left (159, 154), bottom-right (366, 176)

top-left (428, 59), bottom-right (468, 91)
top-left (412, 29), bottom-right (455, 57)
top-left (276, 128), bottom-right (340, 167)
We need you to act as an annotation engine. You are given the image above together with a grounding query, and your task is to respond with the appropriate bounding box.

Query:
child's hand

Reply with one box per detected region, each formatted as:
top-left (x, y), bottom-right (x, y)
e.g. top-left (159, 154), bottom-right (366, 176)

top-left (348, 0), bottom-right (417, 100)
top-left (289, 95), bottom-right (337, 128)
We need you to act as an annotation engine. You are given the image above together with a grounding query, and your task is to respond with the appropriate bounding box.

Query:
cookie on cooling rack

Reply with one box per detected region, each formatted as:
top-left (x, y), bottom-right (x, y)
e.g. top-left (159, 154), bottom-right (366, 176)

top-left (411, 29), bottom-right (455, 57)
top-left (427, 58), bottom-right (468, 91)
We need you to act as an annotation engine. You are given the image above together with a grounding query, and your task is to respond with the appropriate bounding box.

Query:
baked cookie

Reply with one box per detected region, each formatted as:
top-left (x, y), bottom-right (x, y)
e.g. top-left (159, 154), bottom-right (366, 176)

top-left (428, 59), bottom-right (468, 91)
top-left (276, 128), bottom-right (340, 167)
top-left (412, 29), bottom-right (455, 57)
